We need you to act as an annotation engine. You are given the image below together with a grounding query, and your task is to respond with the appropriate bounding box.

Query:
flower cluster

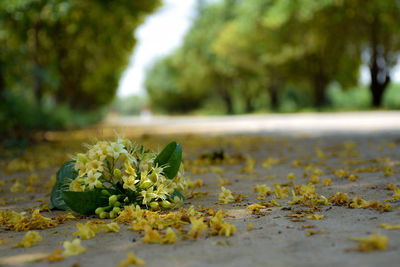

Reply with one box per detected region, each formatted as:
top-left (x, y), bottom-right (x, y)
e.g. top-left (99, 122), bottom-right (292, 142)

top-left (69, 137), bottom-right (188, 218)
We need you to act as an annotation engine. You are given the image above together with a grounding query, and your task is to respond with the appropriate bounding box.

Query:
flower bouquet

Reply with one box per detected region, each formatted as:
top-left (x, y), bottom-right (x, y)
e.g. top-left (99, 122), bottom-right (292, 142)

top-left (50, 137), bottom-right (187, 218)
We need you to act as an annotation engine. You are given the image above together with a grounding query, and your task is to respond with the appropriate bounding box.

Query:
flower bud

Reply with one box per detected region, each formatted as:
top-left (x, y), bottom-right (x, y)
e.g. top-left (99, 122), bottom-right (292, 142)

top-left (95, 181), bottom-right (103, 188)
top-left (99, 212), bottom-right (108, 219)
top-left (112, 207), bottom-right (121, 214)
top-left (160, 200), bottom-right (171, 209)
top-left (109, 210), bottom-right (116, 219)
top-left (101, 190), bottom-right (111, 196)
top-left (109, 195), bottom-right (118, 205)
top-left (95, 207), bottom-right (104, 215)
top-left (113, 201), bottom-right (121, 207)
top-left (113, 168), bottom-right (122, 179)
top-left (149, 202), bottom-right (159, 210)
top-left (78, 179), bottom-right (85, 184)
top-left (140, 180), bottom-right (152, 189)
top-left (77, 153), bottom-right (86, 162)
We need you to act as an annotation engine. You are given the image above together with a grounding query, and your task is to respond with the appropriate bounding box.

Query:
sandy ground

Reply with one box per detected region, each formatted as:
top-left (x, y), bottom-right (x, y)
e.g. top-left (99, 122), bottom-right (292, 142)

top-left (1, 111), bottom-right (400, 267)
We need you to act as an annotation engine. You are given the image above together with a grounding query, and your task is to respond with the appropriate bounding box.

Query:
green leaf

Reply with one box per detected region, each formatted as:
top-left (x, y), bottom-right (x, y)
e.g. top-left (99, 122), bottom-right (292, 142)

top-left (50, 160), bottom-right (77, 210)
top-left (154, 142), bottom-right (182, 179)
top-left (62, 190), bottom-right (108, 215)
top-left (170, 189), bottom-right (184, 201)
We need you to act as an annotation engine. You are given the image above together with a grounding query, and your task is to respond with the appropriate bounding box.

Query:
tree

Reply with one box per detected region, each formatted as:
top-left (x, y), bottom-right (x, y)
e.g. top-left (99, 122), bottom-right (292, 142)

top-left (1, 0), bottom-right (160, 110)
top-left (344, 0), bottom-right (400, 107)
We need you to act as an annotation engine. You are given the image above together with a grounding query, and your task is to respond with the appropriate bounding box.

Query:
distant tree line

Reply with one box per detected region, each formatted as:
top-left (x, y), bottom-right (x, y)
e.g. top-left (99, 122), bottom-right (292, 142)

top-left (145, 0), bottom-right (400, 114)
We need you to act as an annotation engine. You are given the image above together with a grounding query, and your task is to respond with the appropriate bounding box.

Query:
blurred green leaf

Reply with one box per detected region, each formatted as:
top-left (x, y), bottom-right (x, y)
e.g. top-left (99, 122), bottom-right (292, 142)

top-left (50, 160), bottom-right (77, 210)
top-left (62, 190), bottom-right (108, 215)
top-left (154, 142), bottom-right (182, 180)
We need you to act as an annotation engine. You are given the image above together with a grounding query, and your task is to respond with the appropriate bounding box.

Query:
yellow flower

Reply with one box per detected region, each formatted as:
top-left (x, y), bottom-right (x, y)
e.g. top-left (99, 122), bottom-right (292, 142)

top-left (10, 180), bottom-right (24, 193)
top-left (379, 223), bottom-right (400, 230)
top-left (262, 157), bottom-right (278, 169)
top-left (288, 189), bottom-right (302, 205)
top-left (62, 238), bottom-right (86, 257)
top-left (254, 184), bottom-right (271, 200)
top-left (322, 178), bottom-right (332, 186)
top-left (218, 187), bottom-right (234, 204)
top-left (271, 199), bottom-right (281, 207)
top-left (122, 175), bottom-right (139, 191)
top-left (85, 170), bottom-right (102, 190)
top-left (85, 160), bottom-right (103, 173)
top-left (107, 142), bottom-right (127, 159)
top-left (73, 222), bottom-right (98, 239)
top-left (388, 186), bottom-right (400, 201)
top-left (140, 187), bottom-right (157, 205)
top-left (335, 169), bottom-right (348, 178)
top-left (246, 203), bottom-right (265, 212)
top-left (350, 196), bottom-right (369, 208)
top-left (13, 231), bottom-right (42, 248)
top-left (162, 227), bottom-right (177, 244)
top-left (349, 233), bottom-right (388, 252)
top-left (142, 225), bottom-right (162, 243)
top-left (307, 214), bottom-right (324, 220)
top-left (287, 172), bottom-right (296, 180)
top-left (218, 222), bottom-right (236, 237)
top-left (188, 216), bottom-right (208, 240)
top-left (273, 184), bottom-right (289, 199)
top-left (124, 161), bottom-right (137, 176)
top-left (116, 252), bottom-right (145, 267)
top-left (310, 175), bottom-right (319, 184)
top-left (102, 222), bottom-right (120, 232)
top-left (348, 174), bottom-right (358, 181)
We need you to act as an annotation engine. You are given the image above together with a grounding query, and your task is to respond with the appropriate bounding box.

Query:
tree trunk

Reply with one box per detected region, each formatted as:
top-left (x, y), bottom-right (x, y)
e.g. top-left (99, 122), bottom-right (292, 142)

top-left (0, 62), bottom-right (4, 95)
top-left (268, 79), bottom-right (281, 111)
top-left (313, 74), bottom-right (327, 109)
top-left (244, 96), bottom-right (254, 113)
top-left (369, 14), bottom-right (390, 108)
top-left (221, 90), bottom-right (234, 114)
top-left (32, 23), bottom-right (44, 104)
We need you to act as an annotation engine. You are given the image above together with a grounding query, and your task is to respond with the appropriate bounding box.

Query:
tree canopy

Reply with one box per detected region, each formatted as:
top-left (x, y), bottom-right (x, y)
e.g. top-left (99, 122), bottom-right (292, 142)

top-left (145, 0), bottom-right (400, 113)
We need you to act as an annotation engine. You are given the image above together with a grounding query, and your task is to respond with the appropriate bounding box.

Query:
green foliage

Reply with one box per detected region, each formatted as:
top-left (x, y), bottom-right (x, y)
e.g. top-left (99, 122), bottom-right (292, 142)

top-left (0, 0), bottom-right (160, 141)
top-left (62, 190), bottom-right (108, 215)
top-left (154, 142), bottom-right (182, 180)
top-left (50, 160), bottom-right (78, 210)
top-left (145, 0), bottom-right (400, 113)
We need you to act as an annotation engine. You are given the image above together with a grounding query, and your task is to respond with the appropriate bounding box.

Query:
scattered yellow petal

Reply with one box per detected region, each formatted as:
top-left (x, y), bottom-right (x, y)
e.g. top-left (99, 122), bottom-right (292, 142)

top-left (306, 229), bottom-right (324, 236)
top-left (116, 252), bottom-right (145, 267)
top-left (162, 227), bottom-right (177, 244)
top-left (10, 180), bottom-right (24, 193)
top-left (217, 175), bottom-right (232, 186)
top-left (307, 214), bottom-right (324, 220)
top-left (13, 231), bottom-right (42, 248)
top-left (348, 174), bottom-right (358, 181)
top-left (322, 178), bottom-right (332, 186)
top-left (48, 248), bottom-right (64, 262)
top-left (310, 175), bottom-right (319, 184)
top-left (287, 173), bottom-right (296, 180)
top-left (348, 233), bottom-right (388, 252)
top-left (102, 222), bottom-right (120, 233)
top-left (246, 203), bottom-right (265, 212)
top-left (73, 222), bottom-right (97, 239)
top-left (188, 216), bottom-right (208, 240)
top-left (62, 238), bottom-right (86, 257)
top-left (379, 223), bottom-right (400, 230)
top-left (142, 225), bottom-right (162, 243)
top-left (247, 223), bottom-right (253, 230)
top-left (218, 187), bottom-right (234, 204)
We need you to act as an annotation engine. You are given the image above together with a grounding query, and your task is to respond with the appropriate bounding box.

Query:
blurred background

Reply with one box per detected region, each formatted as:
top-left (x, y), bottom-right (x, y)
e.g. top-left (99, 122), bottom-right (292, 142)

top-left (1, 0), bottom-right (400, 145)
